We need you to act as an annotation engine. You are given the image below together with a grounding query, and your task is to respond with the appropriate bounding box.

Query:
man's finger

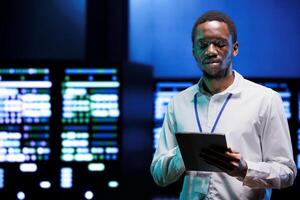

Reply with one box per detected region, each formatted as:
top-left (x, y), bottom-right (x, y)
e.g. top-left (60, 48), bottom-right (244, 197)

top-left (199, 151), bottom-right (235, 171)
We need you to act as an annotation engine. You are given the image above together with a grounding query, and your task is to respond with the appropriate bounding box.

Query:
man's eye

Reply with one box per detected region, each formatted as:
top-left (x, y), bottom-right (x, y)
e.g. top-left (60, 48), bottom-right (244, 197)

top-left (199, 41), bottom-right (208, 49)
top-left (214, 41), bottom-right (227, 48)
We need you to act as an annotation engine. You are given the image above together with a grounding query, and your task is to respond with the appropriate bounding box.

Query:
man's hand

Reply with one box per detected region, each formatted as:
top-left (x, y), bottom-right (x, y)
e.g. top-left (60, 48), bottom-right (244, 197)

top-left (199, 146), bottom-right (248, 178)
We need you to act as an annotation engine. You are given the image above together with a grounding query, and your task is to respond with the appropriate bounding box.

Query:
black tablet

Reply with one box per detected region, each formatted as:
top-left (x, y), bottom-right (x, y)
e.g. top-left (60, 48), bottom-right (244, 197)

top-left (175, 133), bottom-right (228, 172)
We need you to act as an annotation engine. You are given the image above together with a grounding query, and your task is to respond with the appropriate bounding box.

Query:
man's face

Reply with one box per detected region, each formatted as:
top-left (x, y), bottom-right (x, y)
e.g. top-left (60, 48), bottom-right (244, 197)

top-left (193, 20), bottom-right (238, 79)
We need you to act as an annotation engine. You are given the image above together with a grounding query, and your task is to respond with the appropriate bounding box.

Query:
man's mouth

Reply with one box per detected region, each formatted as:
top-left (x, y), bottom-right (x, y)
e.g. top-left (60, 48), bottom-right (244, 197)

top-left (203, 60), bottom-right (220, 64)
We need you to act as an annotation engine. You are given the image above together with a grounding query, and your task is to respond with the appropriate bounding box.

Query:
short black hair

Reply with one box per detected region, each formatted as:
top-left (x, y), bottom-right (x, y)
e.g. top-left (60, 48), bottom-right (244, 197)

top-left (191, 10), bottom-right (237, 44)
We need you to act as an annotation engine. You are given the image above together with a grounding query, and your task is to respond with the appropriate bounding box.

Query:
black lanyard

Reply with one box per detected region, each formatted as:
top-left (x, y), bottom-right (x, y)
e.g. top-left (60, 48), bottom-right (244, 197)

top-left (194, 93), bottom-right (232, 133)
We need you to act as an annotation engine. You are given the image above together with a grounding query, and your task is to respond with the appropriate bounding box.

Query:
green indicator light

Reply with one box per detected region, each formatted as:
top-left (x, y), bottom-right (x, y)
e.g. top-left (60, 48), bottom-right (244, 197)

top-left (93, 118), bottom-right (99, 123)
top-left (39, 89), bottom-right (48, 93)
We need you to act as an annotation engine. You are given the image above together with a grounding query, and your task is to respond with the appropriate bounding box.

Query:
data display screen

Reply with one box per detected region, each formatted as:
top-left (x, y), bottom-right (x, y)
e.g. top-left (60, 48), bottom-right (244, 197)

top-left (298, 92), bottom-right (300, 122)
top-left (297, 92), bottom-right (300, 169)
top-left (0, 68), bottom-right (52, 163)
top-left (60, 68), bottom-right (121, 192)
top-left (0, 66), bottom-right (122, 199)
top-left (153, 82), bottom-right (193, 149)
top-left (257, 82), bottom-right (292, 119)
top-left (153, 80), bottom-right (293, 150)
top-left (61, 68), bottom-right (120, 163)
top-left (296, 128), bottom-right (300, 169)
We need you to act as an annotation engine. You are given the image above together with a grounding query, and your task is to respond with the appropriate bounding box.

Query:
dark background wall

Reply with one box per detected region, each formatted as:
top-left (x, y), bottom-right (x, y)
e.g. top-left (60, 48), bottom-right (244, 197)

top-left (129, 0), bottom-right (300, 78)
top-left (0, 0), bottom-right (86, 60)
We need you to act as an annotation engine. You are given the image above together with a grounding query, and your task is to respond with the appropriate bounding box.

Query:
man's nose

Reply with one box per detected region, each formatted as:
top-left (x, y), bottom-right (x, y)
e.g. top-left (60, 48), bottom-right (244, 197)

top-left (205, 43), bottom-right (218, 56)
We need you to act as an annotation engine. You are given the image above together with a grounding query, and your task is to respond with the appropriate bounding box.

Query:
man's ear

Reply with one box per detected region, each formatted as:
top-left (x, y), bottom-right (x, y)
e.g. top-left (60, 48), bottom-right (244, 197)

top-left (233, 42), bottom-right (239, 57)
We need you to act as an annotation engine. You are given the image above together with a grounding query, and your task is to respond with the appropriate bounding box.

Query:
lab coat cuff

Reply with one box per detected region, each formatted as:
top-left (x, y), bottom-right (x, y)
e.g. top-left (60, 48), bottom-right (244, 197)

top-left (241, 159), bottom-right (258, 185)
top-left (172, 146), bottom-right (185, 173)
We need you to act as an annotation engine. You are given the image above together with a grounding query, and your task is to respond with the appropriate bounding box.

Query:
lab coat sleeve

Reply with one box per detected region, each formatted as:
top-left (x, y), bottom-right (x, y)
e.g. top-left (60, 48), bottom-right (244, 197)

top-left (150, 98), bottom-right (185, 187)
top-left (242, 92), bottom-right (297, 189)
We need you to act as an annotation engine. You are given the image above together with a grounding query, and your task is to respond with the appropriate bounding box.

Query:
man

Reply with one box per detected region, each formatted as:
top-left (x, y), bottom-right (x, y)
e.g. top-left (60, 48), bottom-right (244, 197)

top-left (150, 10), bottom-right (296, 199)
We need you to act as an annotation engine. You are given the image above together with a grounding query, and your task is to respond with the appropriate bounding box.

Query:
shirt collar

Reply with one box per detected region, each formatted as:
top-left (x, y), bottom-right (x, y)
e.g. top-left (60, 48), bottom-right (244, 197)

top-left (192, 70), bottom-right (243, 97)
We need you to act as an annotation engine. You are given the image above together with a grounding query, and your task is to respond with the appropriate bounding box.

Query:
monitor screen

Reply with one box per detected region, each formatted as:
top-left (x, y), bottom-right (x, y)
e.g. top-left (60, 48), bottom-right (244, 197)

top-left (0, 68), bottom-right (52, 163)
top-left (256, 82), bottom-right (291, 119)
top-left (60, 68), bottom-right (121, 190)
top-left (298, 92), bottom-right (300, 122)
top-left (153, 80), bottom-right (294, 151)
top-left (153, 82), bottom-right (193, 149)
top-left (298, 128), bottom-right (300, 169)
top-left (0, 66), bottom-right (122, 198)
top-left (0, 67), bottom-right (52, 192)
top-left (297, 93), bottom-right (300, 169)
